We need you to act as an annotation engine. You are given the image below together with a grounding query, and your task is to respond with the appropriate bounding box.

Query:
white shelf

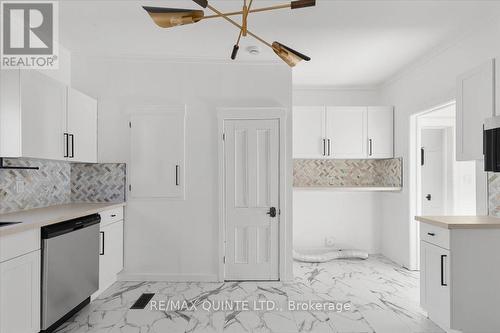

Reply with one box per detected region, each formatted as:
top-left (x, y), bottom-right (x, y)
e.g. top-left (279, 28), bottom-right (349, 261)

top-left (293, 187), bottom-right (402, 192)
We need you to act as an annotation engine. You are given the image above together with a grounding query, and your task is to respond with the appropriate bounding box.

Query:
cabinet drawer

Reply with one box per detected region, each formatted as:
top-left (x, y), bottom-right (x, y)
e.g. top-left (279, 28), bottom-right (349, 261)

top-left (420, 223), bottom-right (450, 250)
top-left (99, 207), bottom-right (123, 227)
top-left (0, 229), bottom-right (40, 263)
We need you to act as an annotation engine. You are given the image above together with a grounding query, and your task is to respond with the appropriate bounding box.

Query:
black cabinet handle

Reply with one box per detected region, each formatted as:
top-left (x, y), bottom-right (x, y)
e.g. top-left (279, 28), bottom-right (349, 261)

top-left (427, 232), bottom-right (435, 236)
top-left (327, 139), bottom-right (331, 156)
top-left (421, 147), bottom-right (425, 166)
top-left (69, 134), bottom-right (75, 158)
top-left (441, 254), bottom-right (447, 286)
top-left (64, 133), bottom-right (69, 157)
top-left (369, 139), bottom-right (373, 156)
top-left (175, 165), bottom-right (180, 186)
top-left (322, 139), bottom-right (326, 156)
top-left (100, 231), bottom-right (105, 255)
top-left (110, 214), bottom-right (116, 217)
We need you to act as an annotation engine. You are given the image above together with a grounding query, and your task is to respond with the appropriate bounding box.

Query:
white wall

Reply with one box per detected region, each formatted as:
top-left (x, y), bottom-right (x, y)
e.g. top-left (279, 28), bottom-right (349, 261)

top-left (292, 87), bottom-right (384, 253)
top-left (379, 18), bottom-right (500, 268)
top-left (37, 44), bottom-right (72, 86)
top-left (71, 56), bottom-right (292, 280)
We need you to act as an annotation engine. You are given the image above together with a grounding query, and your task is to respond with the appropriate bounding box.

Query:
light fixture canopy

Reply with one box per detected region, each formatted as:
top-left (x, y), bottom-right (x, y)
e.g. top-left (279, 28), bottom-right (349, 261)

top-left (143, 1), bottom-right (315, 67)
top-left (143, 6), bottom-right (204, 28)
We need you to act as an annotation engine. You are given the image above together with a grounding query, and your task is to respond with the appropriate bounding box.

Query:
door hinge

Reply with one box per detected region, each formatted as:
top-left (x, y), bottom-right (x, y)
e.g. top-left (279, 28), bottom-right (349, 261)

top-left (223, 256), bottom-right (226, 264)
top-left (129, 121), bottom-right (132, 128)
top-left (129, 184), bottom-right (132, 191)
top-left (222, 133), bottom-right (226, 141)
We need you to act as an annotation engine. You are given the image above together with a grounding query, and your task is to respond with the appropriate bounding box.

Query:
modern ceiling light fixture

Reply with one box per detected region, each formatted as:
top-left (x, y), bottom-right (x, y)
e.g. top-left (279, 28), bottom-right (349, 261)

top-left (143, 0), bottom-right (315, 67)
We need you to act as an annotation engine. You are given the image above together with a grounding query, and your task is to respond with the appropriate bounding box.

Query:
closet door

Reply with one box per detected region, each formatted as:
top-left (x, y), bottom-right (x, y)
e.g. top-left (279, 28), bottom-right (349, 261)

top-left (130, 110), bottom-right (185, 199)
top-left (325, 107), bottom-right (367, 158)
top-left (293, 106), bottom-right (326, 158)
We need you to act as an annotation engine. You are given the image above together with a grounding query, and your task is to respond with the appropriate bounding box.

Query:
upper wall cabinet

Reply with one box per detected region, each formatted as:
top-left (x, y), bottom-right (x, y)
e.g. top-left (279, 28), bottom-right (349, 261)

top-left (367, 106), bottom-right (394, 158)
top-left (326, 107), bottom-right (367, 158)
top-left (1, 70), bottom-right (67, 160)
top-left (67, 88), bottom-right (98, 163)
top-left (0, 70), bottom-right (98, 162)
top-left (293, 106), bottom-right (325, 158)
top-left (293, 106), bottom-right (393, 159)
top-left (456, 59), bottom-right (495, 161)
top-left (130, 109), bottom-right (185, 199)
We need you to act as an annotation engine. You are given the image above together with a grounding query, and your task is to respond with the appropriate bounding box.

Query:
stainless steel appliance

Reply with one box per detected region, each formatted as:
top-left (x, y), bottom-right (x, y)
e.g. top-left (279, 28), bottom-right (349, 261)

top-left (41, 214), bottom-right (100, 332)
top-left (484, 116), bottom-right (500, 172)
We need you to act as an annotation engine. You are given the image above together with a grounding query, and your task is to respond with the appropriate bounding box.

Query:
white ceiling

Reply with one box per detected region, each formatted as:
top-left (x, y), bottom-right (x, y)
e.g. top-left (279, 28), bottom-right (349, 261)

top-left (60, 0), bottom-right (500, 87)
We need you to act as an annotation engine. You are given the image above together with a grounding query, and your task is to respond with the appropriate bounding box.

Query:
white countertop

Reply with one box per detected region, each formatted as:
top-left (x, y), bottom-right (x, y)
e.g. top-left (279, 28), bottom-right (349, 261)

top-left (293, 186), bottom-right (402, 192)
top-left (0, 202), bottom-right (126, 236)
top-left (415, 215), bottom-right (500, 229)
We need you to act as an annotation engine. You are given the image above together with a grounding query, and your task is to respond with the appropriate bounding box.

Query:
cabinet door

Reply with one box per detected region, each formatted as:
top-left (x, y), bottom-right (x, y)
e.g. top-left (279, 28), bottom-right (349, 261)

top-left (293, 106), bottom-right (326, 158)
top-left (456, 59), bottom-right (495, 161)
top-left (67, 88), bottom-right (98, 163)
top-left (325, 107), bottom-right (367, 158)
top-left (421, 241), bottom-right (451, 330)
top-left (99, 221), bottom-right (124, 294)
top-left (130, 111), bottom-right (185, 198)
top-left (367, 107), bottom-right (393, 158)
top-left (20, 71), bottom-right (66, 160)
top-left (0, 250), bottom-right (41, 333)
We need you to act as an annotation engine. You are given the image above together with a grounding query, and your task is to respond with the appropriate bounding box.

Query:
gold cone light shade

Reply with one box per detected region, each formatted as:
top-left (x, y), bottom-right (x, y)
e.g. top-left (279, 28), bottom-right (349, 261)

top-left (272, 42), bottom-right (310, 67)
top-left (143, 6), bottom-right (204, 28)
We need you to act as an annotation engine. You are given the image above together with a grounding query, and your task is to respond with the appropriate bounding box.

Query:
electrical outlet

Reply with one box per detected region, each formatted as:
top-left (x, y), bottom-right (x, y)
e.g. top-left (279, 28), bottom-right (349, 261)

top-left (325, 237), bottom-right (335, 248)
top-left (16, 180), bottom-right (24, 193)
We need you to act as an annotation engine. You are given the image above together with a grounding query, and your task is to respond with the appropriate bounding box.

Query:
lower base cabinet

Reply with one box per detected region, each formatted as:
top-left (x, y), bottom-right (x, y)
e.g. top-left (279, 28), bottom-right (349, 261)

top-left (0, 250), bottom-right (41, 333)
top-left (94, 219), bottom-right (124, 297)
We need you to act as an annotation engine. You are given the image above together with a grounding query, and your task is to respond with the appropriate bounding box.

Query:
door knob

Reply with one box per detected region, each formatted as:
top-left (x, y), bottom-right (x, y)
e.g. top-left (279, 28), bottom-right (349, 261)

top-left (425, 194), bottom-right (431, 201)
top-left (267, 207), bottom-right (277, 218)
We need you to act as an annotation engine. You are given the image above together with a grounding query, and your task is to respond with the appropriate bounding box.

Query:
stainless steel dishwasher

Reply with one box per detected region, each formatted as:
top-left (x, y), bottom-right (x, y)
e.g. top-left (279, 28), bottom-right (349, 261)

top-left (41, 214), bottom-right (100, 333)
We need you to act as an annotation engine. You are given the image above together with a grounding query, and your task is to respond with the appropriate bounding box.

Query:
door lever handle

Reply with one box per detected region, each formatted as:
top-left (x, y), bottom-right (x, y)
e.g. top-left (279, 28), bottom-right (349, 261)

top-left (267, 207), bottom-right (277, 218)
top-left (425, 194), bottom-right (431, 201)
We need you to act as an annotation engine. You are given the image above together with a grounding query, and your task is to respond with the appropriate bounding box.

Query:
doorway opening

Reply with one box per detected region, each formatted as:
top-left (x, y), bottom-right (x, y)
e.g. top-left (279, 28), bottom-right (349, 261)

top-left (409, 102), bottom-right (476, 270)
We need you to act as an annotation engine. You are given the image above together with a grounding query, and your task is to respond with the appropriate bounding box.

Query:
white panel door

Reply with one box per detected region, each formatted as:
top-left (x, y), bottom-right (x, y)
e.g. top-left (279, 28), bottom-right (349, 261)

top-left (0, 250), bottom-right (41, 333)
top-left (422, 241), bottom-right (451, 330)
top-left (130, 111), bottom-right (185, 198)
top-left (293, 106), bottom-right (326, 158)
top-left (325, 107), bottom-right (367, 158)
top-left (67, 88), bottom-right (98, 163)
top-left (367, 106), bottom-right (394, 158)
top-left (224, 119), bottom-right (279, 280)
top-left (20, 70), bottom-right (66, 160)
top-left (456, 59), bottom-right (495, 161)
top-left (421, 129), bottom-right (446, 215)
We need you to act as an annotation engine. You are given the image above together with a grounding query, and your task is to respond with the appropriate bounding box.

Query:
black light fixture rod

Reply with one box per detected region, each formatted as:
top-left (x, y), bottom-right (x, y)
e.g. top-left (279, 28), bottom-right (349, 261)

top-left (0, 158), bottom-right (39, 170)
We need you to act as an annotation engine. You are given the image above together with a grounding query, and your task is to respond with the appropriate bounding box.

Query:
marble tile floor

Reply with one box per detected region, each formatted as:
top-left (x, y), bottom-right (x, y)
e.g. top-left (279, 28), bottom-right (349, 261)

top-left (54, 255), bottom-right (443, 333)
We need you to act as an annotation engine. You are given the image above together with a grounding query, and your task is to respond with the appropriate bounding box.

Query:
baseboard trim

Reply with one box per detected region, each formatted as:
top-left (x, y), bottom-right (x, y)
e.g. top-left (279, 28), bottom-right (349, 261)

top-left (118, 272), bottom-right (220, 282)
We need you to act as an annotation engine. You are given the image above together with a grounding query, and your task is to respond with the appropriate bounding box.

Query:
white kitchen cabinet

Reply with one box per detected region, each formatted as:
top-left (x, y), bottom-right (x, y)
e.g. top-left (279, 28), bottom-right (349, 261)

top-left (0, 70), bottom-right (66, 159)
top-left (418, 218), bottom-right (500, 332)
top-left (0, 70), bottom-right (98, 162)
top-left (0, 250), bottom-right (41, 333)
top-left (293, 106), bottom-right (326, 158)
top-left (67, 88), bottom-right (98, 162)
top-left (130, 110), bottom-right (185, 198)
top-left (420, 241), bottom-right (450, 330)
top-left (292, 106), bottom-right (393, 159)
top-left (456, 59), bottom-right (495, 161)
top-left (367, 107), bottom-right (394, 158)
top-left (325, 107), bottom-right (367, 159)
top-left (97, 220), bottom-right (124, 295)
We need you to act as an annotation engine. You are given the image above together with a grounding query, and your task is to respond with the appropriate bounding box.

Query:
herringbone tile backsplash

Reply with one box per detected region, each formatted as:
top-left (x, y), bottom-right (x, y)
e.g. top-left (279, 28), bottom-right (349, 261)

top-left (293, 158), bottom-right (402, 188)
top-left (0, 158), bottom-right (126, 214)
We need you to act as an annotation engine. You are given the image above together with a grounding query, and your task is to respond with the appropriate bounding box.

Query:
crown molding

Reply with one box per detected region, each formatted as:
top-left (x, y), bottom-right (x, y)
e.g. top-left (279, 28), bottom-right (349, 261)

top-left (71, 52), bottom-right (283, 66)
top-left (293, 84), bottom-right (380, 91)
